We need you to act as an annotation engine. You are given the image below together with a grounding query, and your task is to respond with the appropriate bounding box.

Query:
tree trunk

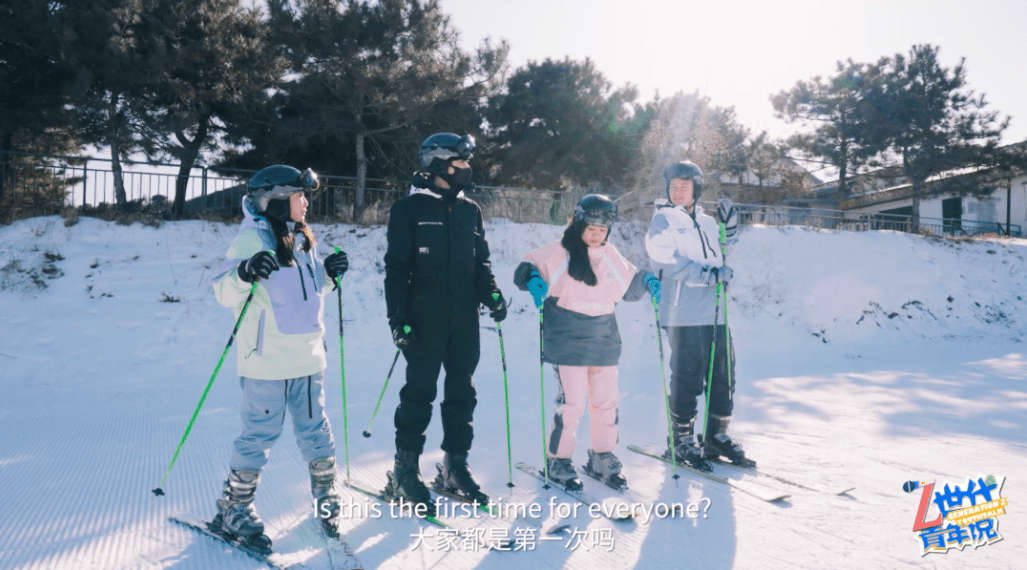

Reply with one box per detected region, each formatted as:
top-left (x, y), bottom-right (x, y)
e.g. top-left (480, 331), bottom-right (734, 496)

top-left (354, 131), bottom-right (368, 221)
top-left (107, 92), bottom-right (128, 209)
top-left (0, 127), bottom-right (12, 210)
top-left (172, 117), bottom-right (209, 217)
top-left (1007, 177), bottom-right (1013, 236)
top-left (910, 179), bottom-right (922, 234)
top-left (838, 163), bottom-right (848, 200)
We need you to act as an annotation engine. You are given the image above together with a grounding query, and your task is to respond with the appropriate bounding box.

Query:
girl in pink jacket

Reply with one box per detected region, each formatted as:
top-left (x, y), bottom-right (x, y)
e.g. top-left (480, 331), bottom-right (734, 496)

top-left (514, 194), bottom-right (661, 490)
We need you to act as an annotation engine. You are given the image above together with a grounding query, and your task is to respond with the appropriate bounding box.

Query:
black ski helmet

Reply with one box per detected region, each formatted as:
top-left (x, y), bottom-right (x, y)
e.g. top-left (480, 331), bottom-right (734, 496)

top-left (247, 165), bottom-right (320, 213)
top-left (419, 133), bottom-right (475, 173)
top-left (663, 160), bottom-right (703, 202)
top-left (573, 194), bottom-right (618, 228)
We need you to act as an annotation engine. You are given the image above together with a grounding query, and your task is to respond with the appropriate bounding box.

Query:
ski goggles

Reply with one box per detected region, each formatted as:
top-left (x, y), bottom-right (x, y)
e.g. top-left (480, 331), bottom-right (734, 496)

top-left (425, 134), bottom-right (476, 163)
top-left (298, 168), bottom-right (320, 191)
top-left (578, 209), bottom-right (617, 227)
top-left (252, 168), bottom-right (322, 210)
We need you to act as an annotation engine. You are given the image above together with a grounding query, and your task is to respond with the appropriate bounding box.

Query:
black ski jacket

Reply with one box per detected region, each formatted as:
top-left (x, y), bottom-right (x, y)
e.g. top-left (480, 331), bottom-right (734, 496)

top-left (384, 187), bottom-right (501, 329)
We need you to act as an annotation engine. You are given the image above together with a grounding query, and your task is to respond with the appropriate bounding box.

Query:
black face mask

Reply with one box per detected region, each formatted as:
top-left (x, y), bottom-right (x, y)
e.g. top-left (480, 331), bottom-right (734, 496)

top-left (440, 165), bottom-right (473, 192)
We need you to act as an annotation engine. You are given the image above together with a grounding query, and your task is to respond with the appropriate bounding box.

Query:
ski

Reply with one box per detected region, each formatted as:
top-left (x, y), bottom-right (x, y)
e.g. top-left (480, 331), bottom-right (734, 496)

top-left (169, 517), bottom-right (287, 570)
top-left (627, 445), bottom-right (791, 503)
top-left (578, 462), bottom-right (658, 510)
top-left (343, 478), bottom-right (517, 550)
top-left (312, 517), bottom-right (364, 570)
top-left (431, 463), bottom-right (543, 528)
top-left (708, 457), bottom-right (855, 496)
top-left (343, 478), bottom-right (450, 528)
top-left (515, 462), bottom-right (636, 522)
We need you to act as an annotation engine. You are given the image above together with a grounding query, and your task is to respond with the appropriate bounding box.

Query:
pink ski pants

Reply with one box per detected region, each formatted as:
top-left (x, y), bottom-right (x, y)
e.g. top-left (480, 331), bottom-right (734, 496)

top-left (548, 364), bottom-right (619, 458)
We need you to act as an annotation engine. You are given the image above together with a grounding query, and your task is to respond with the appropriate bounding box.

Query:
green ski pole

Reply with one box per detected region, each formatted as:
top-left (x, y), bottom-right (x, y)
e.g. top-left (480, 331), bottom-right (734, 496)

top-left (538, 302), bottom-right (551, 489)
top-left (496, 319), bottom-right (515, 488)
top-left (334, 246), bottom-right (350, 480)
top-left (719, 224), bottom-right (733, 392)
top-left (153, 251), bottom-right (272, 496)
top-left (362, 347), bottom-right (402, 438)
top-left (491, 293), bottom-right (515, 487)
top-left (652, 299), bottom-right (679, 480)
top-left (700, 274), bottom-right (723, 446)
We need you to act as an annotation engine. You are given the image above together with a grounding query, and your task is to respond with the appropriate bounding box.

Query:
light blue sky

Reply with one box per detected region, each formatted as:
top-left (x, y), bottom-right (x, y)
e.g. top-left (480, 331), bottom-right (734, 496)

top-left (440, 0), bottom-right (1027, 152)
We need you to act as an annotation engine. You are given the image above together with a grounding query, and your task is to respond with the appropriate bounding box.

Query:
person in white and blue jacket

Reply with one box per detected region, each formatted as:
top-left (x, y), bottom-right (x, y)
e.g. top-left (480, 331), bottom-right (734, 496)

top-left (645, 160), bottom-right (754, 472)
top-left (210, 165), bottom-right (350, 547)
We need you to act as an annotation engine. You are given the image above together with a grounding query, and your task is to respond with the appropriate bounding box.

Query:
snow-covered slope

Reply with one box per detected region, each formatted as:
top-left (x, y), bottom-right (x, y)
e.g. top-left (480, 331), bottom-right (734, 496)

top-left (0, 216), bottom-right (1024, 570)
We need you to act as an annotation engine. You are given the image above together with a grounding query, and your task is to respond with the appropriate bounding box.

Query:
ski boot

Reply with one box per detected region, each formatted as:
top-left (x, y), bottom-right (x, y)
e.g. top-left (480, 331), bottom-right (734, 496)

top-left (213, 468), bottom-right (272, 553)
top-left (583, 449), bottom-right (628, 490)
top-left (433, 452), bottom-right (489, 503)
top-left (385, 450), bottom-right (436, 517)
top-left (665, 419), bottom-right (713, 473)
top-left (705, 414), bottom-right (756, 468)
top-left (310, 457), bottom-right (342, 537)
top-left (547, 456), bottom-right (584, 491)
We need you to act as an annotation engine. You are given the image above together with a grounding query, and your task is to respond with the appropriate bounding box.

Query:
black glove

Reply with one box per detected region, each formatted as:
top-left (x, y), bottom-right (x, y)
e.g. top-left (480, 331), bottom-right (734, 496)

top-left (411, 171), bottom-right (433, 189)
top-left (325, 251), bottom-right (349, 282)
top-left (485, 292), bottom-right (508, 322)
top-left (238, 251), bottom-right (279, 283)
top-left (392, 323), bottom-right (415, 348)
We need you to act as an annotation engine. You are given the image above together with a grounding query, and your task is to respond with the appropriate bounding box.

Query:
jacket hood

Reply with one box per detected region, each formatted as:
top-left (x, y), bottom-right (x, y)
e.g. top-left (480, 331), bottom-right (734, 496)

top-left (655, 198), bottom-right (704, 215)
top-left (241, 195), bottom-right (273, 234)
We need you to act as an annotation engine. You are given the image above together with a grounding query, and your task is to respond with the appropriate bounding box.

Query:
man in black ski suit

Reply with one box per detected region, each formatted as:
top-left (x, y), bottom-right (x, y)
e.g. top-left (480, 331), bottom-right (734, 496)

top-left (383, 132), bottom-right (506, 515)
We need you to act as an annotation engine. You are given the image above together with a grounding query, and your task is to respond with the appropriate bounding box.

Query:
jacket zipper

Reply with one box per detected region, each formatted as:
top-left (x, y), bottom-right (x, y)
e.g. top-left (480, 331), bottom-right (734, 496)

top-left (296, 264), bottom-right (308, 301)
top-left (688, 211), bottom-right (718, 260)
top-left (307, 376), bottom-right (313, 419)
top-left (688, 212), bottom-right (710, 259)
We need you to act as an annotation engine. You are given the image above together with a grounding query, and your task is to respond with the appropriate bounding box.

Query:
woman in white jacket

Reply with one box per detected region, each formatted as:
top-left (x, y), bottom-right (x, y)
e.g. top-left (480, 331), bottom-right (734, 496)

top-left (644, 160), bottom-right (753, 472)
top-left (211, 165), bottom-right (349, 549)
top-left (514, 195), bottom-right (661, 490)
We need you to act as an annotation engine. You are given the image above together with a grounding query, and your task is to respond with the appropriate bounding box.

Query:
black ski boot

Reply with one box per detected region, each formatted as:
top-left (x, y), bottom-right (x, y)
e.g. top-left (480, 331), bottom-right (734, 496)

top-left (665, 420), bottom-right (713, 473)
top-left (547, 457), bottom-right (584, 491)
top-left (213, 468), bottom-right (272, 553)
top-left (584, 449), bottom-right (628, 490)
top-left (385, 450), bottom-right (436, 517)
top-left (310, 457), bottom-right (341, 537)
top-left (434, 452), bottom-right (489, 503)
top-left (705, 414), bottom-right (756, 468)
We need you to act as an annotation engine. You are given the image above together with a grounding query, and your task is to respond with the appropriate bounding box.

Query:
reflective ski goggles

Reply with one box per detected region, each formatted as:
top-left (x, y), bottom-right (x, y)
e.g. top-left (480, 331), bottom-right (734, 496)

top-left (299, 168), bottom-right (320, 191)
top-left (577, 209), bottom-right (618, 228)
top-left (425, 134), bottom-right (476, 163)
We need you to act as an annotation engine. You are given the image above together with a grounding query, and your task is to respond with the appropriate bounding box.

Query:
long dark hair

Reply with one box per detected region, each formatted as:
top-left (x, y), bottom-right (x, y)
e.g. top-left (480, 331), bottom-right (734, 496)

top-left (267, 217), bottom-right (315, 267)
top-left (562, 220), bottom-right (596, 286)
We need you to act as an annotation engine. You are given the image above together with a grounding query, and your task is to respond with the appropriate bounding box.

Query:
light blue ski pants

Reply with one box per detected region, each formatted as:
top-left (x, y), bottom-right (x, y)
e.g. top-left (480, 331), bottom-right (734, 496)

top-left (230, 373), bottom-right (336, 472)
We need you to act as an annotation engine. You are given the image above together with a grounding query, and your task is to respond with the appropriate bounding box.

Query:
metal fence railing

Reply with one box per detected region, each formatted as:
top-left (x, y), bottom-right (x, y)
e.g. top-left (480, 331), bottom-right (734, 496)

top-left (0, 152), bottom-right (584, 225)
top-left (735, 204), bottom-right (1021, 237)
top-left (0, 153), bottom-right (1021, 237)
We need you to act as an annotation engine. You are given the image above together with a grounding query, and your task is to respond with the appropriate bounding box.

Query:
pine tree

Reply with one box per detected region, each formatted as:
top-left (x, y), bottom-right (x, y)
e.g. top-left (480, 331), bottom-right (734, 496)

top-left (877, 44), bottom-right (1009, 232)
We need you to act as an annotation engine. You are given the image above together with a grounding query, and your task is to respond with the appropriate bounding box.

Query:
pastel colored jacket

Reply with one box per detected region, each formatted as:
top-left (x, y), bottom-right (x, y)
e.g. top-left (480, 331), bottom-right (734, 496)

top-left (515, 240), bottom-right (648, 366)
top-left (645, 201), bottom-right (738, 326)
top-left (212, 197), bottom-right (332, 380)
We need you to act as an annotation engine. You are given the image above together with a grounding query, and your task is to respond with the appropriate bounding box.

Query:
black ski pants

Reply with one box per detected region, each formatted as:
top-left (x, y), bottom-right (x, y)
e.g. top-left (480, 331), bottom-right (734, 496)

top-left (666, 325), bottom-right (735, 427)
top-left (394, 304), bottom-right (480, 455)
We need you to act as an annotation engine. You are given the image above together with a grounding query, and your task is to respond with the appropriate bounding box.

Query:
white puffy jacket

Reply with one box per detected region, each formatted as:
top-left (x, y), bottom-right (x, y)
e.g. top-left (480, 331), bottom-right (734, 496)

top-left (644, 200), bottom-right (737, 326)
